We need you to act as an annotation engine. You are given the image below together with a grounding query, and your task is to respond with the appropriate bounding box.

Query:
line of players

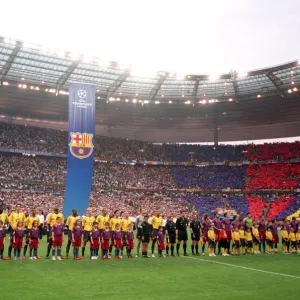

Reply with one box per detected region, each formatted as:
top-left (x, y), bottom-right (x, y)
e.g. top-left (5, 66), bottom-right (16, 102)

top-left (1, 205), bottom-right (300, 261)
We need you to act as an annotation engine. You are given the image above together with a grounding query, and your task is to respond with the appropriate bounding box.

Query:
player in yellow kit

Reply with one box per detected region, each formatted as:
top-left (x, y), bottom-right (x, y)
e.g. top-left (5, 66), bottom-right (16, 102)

top-left (65, 209), bottom-right (79, 259)
top-left (23, 209), bottom-right (40, 259)
top-left (239, 226), bottom-right (246, 255)
top-left (252, 223), bottom-right (260, 254)
top-left (46, 208), bottom-right (64, 259)
top-left (245, 228), bottom-right (253, 254)
top-left (81, 208), bottom-right (95, 258)
top-left (151, 211), bottom-right (162, 257)
top-left (109, 210), bottom-right (120, 258)
top-left (281, 227), bottom-right (289, 254)
top-left (289, 228), bottom-right (297, 254)
top-left (7, 204), bottom-right (26, 259)
top-left (296, 228), bottom-right (300, 253)
top-left (265, 227), bottom-right (273, 254)
top-left (120, 211), bottom-right (132, 258)
top-left (232, 227), bottom-right (240, 255)
top-left (208, 225), bottom-right (216, 257)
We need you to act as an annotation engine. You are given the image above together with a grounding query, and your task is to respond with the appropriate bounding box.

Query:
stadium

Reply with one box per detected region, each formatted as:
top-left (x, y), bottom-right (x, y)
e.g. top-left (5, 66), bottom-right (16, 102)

top-left (1, 1), bottom-right (300, 300)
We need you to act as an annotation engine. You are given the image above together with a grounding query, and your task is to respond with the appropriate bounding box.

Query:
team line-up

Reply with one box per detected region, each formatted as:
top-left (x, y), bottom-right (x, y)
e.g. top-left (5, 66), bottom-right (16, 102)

top-left (0, 205), bottom-right (300, 261)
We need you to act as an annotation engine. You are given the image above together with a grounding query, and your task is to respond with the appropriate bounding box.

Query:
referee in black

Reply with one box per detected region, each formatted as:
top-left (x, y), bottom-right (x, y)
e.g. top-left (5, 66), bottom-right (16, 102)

top-left (176, 211), bottom-right (188, 256)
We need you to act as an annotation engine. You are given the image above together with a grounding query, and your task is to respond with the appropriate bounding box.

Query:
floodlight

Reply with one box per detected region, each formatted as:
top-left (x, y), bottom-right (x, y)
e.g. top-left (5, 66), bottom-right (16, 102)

top-left (155, 101), bottom-right (160, 104)
top-left (184, 100), bottom-right (191, 104)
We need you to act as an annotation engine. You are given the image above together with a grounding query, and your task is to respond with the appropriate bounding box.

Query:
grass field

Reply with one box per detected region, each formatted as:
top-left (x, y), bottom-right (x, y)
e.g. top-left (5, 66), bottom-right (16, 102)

top-left (1, 236), bottom-right (300, 300)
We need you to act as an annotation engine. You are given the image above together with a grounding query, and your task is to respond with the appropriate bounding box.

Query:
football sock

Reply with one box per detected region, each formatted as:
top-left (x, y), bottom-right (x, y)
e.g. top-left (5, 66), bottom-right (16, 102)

top-left (195, 245), bottom-right (199, 254)
top-left (30, 249), bottom-right (33, 257)
top-left (46, 242), bottom-right (52, 257)
top-left (17, 249), bottom-right (21, 258)
top-left (14, 249), bottom-right (17, 257)
top-left (34, 249), bottom-right (37, 256)
top-left (176, 243), bottom-right (180, 254)
top-left (202, 245), bottom-right (205, 253)
top-left (262, 242), bottom-right (266, 253)
top-left (8, 245), bottom-right (12, 257)
top-left (82, 247), bottom-right (85, 256)
top-left (191, 245), bottom-right (195, 254)
top-left (137, 242), bottom-right (141, 255)
top-left (151, 240), bottom-right (156, 254)
top-left (57, 248), bottom-right (61, 257)
top-left (166, 245), bottom-right (169, 255)
top-left (109, 244), bottom-right (113, 255)
top-left (52, 249), bottom-right (56, 256)
top-left (183, 244), bottom-right (187, 254)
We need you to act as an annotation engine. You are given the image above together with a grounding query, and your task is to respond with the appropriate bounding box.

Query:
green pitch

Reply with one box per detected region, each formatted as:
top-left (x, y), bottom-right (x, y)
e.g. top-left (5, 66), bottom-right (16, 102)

top-left (1, 237), bottom-right (299, 300)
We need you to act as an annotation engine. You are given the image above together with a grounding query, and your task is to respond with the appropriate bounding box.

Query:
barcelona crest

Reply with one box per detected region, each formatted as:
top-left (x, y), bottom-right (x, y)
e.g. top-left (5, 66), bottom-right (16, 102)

top-left (69, 132), bottom-right (94, 159)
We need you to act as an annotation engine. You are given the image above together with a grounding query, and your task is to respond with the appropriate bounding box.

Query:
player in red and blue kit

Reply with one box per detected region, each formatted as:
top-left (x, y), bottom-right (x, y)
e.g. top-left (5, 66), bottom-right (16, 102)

top-left (101, 222), bottom-right (111, 259)
top-left (90, 222), bottom-right (100, 260)
top-left (13, 221), bottom-right (24, 260)
top-left (258, 216), bottom-right (267, 253)
top-left (157, 226), bottom-right (165, 257)
top-left (51, 217), bottom-right (64, 260)
top-left (72, 218), bottom-right (83, 260)
top-left (0, 220), bottom-right (6, 260)
top-left (113, 223), bottom-right (123, 259)
top-left (201, 215), bottom-right (211, 255)
top-left (125, 223), bottom-right (134, 258)
top-left (213, 213), bottom-right (221, 255)
top-left (29, 221), bottom-right (40, 260)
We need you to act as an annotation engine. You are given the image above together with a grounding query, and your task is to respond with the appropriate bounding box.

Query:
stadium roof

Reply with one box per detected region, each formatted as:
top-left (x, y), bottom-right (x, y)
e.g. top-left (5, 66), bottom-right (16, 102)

top-left (1, 36), bottom-right (300, 143)
top-left (0, 36), bottom-right (300, 104)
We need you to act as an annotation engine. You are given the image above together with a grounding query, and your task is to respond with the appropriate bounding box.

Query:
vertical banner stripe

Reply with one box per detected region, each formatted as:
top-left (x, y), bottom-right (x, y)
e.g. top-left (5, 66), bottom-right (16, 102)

top-left (63, 83), bottom-right (96, 216)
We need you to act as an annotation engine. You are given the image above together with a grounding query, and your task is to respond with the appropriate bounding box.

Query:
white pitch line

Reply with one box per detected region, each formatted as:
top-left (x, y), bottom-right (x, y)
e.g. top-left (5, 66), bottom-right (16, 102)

top-left (182, 256), bottom-right (300, 280)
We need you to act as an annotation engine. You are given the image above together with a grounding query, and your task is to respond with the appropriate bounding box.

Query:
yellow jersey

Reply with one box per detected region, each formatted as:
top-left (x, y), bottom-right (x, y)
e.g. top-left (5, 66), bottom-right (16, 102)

top-left (120, 219), bottom-right (132, 232)
top-left (252, 228), bottom-right (259, 239)
top-left (245, 231), bottom-right (252, 242)
top-left (289, 232), bottom-right (296, 242)
top-left (151, 216), bottom-right (162, 230)
top-left (281, 230), bottom-right (288, 240)
top-left (266, 231), bottom-right (273, 241)
top-left (232, 231), bottom-right (240, 241)
top-left (96, 215), bottom-right (110, 230)
top-left (239, 230), bottom-right (245, 239)
top-left (25, 216), bottom-right (40, 229)
top-left (208, 230), bottom-right (216, 241)
top-left (48, 213), bottom-right (64, 227)
top-left (296, 232), bottom-right (300, 241)
top-left (109, 217), bottom-right (120, 231)
top-left (82, 216), bottom-right (95, 231)
top-left (66, 216), bottom-right (77, 231)
top-left (0, 213), bottom-right (9, 224)
top-left (9, 212), bottom-right (26, 228)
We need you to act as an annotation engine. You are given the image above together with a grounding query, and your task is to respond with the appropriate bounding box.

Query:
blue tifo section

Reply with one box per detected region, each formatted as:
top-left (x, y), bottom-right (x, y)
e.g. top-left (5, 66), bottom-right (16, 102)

top-left (63, 83), bottom-right (96, 216)
top-left (171, 166), bottom-right (246, 189)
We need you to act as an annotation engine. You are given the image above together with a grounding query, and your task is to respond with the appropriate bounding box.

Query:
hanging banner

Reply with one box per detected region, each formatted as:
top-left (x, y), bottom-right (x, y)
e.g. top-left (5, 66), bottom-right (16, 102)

top-left (63, 83), bottom-right (96, 216)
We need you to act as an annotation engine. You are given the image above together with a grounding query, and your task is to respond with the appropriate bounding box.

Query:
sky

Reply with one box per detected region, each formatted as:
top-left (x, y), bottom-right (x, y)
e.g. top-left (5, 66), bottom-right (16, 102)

top-left (1, 0), bottom-right (300, 77)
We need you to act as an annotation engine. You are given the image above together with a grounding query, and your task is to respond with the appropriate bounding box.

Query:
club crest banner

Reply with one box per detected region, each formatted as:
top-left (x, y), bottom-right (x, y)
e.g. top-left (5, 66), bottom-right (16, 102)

top-left (63, 83), bottom-right (96, 216)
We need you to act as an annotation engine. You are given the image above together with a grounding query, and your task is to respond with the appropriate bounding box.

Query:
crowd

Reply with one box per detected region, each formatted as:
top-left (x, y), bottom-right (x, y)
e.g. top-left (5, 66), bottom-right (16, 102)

top-left (2, 122), bottom-right (300, 162)
top-left (172, 166), bottom-right (246, 189)
top-left (246, 164), bottom-right (300, 190)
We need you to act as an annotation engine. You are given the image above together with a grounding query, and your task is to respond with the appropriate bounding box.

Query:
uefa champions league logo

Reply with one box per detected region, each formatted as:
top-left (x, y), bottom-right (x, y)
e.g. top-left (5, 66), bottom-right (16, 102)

top-left (78, 89), bottom-right (87, 99)
top-left (77, 89), bottom-right (87, 103)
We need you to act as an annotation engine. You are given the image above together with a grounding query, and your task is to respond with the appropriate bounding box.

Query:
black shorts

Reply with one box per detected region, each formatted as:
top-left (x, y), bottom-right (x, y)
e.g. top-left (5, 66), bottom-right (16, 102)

top-left (178, 230), bottom-right (188, 241)
top-left (246, 241), bottom-right (253, 248)
top-left (266, 239), bottom-right (273, 247)
top-left (233, 241), bottom-right (240, 248)
top-left (253, 237), bottom-right (259, 245)
top-left (208, 240), bottom-right (215, 248)
top-left (84, 231), bottom-right (91, 242)
top-left (191, 233), bottom-right (200, 241)
top-left (167, 234), bottom-right (176, 244)
top-left (291, 241), bottom-right (297, 248)
top-left (143, 235), bottom-right (150, 243)
top-left (219, 238), bottom-right (228, 248)
top-left (68, 231), bottom-right (72, 241)
top-left (152, 229), bottom-right (159, 239)
top-left (240, 239), bottom-right (246, 247)
top-left (136, 228), bottom-right (143, 239)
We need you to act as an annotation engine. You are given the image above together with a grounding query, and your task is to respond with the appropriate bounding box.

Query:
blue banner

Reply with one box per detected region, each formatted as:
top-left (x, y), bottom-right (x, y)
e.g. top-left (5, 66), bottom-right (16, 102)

top-left (63, 83), bottom-right (96, 216)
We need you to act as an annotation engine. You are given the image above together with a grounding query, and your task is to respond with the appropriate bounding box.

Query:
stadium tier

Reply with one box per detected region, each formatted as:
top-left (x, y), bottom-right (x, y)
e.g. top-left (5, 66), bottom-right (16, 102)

top-left (0, 123), bottom-right (299, 221)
